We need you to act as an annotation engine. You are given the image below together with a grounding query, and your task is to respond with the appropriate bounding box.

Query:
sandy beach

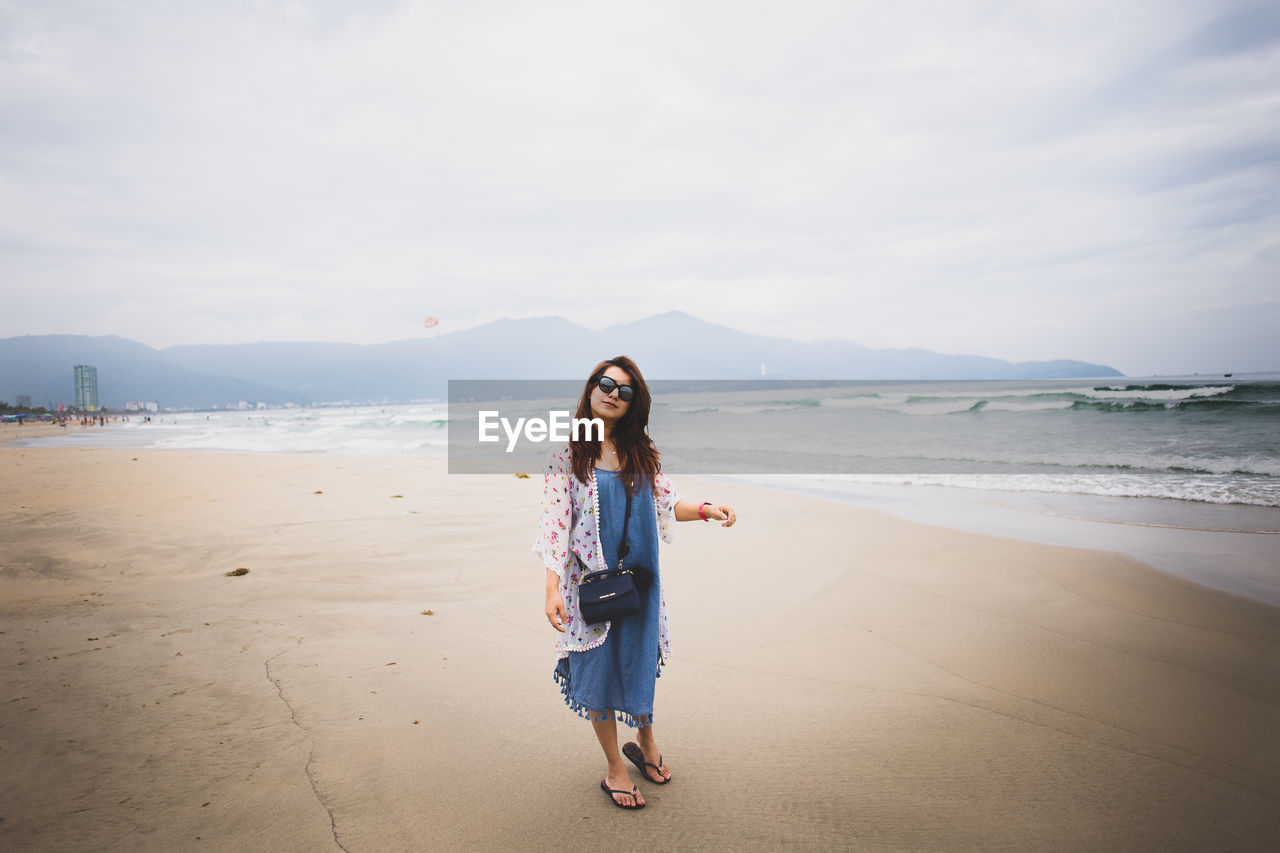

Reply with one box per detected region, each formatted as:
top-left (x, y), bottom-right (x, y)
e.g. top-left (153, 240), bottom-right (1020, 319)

top-left (2, 445), bottom-right (1279, 851)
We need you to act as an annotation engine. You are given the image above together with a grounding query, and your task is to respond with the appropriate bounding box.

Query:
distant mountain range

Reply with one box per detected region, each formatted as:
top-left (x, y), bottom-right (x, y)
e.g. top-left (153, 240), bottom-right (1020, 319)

top-left (0, 311), bottom-right (1122, 409)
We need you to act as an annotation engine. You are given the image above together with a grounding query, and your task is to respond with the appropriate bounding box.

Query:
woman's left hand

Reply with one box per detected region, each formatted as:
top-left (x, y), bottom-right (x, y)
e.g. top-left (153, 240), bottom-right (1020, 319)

top-left (704, 504), bottom-right (736, 527)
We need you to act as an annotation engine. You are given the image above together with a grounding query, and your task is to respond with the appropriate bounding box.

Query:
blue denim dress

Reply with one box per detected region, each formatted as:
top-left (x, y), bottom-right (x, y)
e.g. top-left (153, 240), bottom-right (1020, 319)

top-left (553, 469), bottom-right (662, 728)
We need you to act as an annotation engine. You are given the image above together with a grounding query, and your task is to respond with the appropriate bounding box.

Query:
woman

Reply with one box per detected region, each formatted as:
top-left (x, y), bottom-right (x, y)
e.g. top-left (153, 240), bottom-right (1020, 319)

top-left (534, 355), bottom-right (737, 810)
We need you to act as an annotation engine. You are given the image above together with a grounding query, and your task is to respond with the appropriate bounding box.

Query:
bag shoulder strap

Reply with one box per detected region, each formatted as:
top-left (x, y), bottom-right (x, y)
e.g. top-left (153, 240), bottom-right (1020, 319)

top-left (616, 484), bottom-right (633, 571)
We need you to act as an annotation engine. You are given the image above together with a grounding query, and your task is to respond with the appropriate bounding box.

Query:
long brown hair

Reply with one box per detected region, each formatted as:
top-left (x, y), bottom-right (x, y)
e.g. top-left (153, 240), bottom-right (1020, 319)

top-left (569, 355), bottom-right (661, 495)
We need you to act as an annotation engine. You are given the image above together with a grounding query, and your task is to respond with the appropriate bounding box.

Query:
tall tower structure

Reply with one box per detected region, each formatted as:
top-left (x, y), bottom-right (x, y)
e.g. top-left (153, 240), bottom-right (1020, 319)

top-left (74, 364), bottom-right (99, 412)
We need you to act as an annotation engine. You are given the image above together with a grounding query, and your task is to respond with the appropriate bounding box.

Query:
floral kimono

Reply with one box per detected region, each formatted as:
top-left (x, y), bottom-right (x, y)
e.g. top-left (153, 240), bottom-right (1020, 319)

top-left (532, 443), bottom-right (680, 661)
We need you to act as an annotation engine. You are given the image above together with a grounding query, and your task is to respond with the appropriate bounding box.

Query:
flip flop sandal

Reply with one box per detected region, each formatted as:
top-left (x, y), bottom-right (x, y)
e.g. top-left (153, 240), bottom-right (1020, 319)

top-left (600, 780), bottom-right (645, 810)
top-left (623, 741), bottom-right (670, 785)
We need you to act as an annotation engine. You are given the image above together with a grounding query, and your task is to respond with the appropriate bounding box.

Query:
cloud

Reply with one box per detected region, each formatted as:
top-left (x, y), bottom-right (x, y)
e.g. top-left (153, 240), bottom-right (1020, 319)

top-left (1, 0), bottom-right (1276, 374)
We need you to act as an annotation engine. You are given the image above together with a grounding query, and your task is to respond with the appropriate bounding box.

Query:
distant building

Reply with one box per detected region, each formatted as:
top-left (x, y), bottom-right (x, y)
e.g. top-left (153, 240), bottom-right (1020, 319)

top-left (125, 401), bottom-right (160, 413)
top-left (74, 365), bottom-right (99, 412)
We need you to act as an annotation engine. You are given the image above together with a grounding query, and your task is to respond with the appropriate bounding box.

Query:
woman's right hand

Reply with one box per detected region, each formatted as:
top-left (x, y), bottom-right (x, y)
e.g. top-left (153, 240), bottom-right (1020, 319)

top-left (545, 589), bottom-right (568, 633)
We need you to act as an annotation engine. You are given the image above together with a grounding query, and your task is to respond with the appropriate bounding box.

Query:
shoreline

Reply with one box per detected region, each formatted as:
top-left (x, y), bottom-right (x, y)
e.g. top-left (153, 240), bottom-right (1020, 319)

top-left (714, 475), bottom-right (1280, 609)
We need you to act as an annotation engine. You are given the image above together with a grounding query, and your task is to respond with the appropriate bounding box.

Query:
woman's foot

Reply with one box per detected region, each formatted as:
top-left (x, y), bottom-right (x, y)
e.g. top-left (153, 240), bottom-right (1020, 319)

top-left (602, 769), bottom-right (645, 808)
top-left (625, 738), bottom-right (671, 784)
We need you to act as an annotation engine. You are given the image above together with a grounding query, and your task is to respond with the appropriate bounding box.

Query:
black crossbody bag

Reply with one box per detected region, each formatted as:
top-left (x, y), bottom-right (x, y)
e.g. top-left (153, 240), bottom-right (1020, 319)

top-left (577, 485), bottom-right (651, 625)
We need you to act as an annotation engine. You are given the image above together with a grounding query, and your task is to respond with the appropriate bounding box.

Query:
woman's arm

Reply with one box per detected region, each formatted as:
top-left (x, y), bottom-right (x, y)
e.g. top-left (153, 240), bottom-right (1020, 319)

top-left (536, 446), bottom-right (573, 632)
top-left (673, 498), bottom-right (737, 527)
top-left (545, 568), bottom-right (567, 632)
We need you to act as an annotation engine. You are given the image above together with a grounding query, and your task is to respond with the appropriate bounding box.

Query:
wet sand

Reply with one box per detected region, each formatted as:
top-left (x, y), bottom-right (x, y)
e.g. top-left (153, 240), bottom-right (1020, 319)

top-left (2, 447), bottom-right (1278, 851)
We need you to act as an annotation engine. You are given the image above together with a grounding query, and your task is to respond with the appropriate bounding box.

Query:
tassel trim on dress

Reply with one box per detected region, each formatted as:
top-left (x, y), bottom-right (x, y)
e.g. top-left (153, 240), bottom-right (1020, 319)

top-left (552, 655), bottom-right (666, 730)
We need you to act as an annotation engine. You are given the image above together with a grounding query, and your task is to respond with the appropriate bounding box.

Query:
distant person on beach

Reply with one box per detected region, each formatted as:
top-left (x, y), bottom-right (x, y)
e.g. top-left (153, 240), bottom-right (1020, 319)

top-left (534, 355), bottom-right (737, 810)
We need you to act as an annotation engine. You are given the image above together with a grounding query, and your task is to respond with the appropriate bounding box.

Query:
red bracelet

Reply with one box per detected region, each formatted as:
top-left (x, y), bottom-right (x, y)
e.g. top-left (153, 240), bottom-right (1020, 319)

top-left (698, 502), bottom-right (712, 521)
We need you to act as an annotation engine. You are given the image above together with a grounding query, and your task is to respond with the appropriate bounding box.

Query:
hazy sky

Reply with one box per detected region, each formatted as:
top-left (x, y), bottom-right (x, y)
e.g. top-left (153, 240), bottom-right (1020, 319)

top-left (2, 1), bottom-right (1277, 375)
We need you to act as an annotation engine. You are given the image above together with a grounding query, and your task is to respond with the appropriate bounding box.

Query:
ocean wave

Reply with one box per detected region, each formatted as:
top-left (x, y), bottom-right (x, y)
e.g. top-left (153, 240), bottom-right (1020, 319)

top-left (1070, 400), bottom-right (1176, 412)
top-left (1084, 458), bottom-right (1280, 477)
top-left (810, 383), bottom-right (1266, 416)
top-left (978, 399), bottom-right (1076, 412)
top-left (806, 473), bottom-right (1280, 508)
top-left (128, 405), bottom-right (452, 455)
top-left (1067, 397), bottom-right (1275, 413)
top-left (1087, 384), bottom-right (1234, 401)
top-left (766, 398), bottom-right (821, 407)
top-left (817, 394), bottom-right (884, 408)
top-left (878, 396), bottom-right (980, 415)
top-left (792, 439), bottom-right (1280, 478)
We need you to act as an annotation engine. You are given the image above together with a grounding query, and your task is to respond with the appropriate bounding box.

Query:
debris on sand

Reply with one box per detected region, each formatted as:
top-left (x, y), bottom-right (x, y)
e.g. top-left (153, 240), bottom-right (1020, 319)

top-left (225, 568), bottom-right (250, 577)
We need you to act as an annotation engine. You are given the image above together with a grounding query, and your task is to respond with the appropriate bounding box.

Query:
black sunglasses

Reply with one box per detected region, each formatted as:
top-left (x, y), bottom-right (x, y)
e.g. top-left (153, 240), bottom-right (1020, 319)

top-left (597, 375), bottom-right (635, 402)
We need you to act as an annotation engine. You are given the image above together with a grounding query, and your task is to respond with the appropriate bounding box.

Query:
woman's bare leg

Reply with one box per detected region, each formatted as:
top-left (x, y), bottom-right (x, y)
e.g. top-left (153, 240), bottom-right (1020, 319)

top-left (591, 716), bottom-right (644, 807)
top-left (634, 724), bottom-right (672, 782)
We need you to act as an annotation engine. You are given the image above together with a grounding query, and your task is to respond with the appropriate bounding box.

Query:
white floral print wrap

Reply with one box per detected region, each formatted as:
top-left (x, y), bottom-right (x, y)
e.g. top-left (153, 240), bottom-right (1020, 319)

top-left (533, 443), bottom-right (680, 660)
